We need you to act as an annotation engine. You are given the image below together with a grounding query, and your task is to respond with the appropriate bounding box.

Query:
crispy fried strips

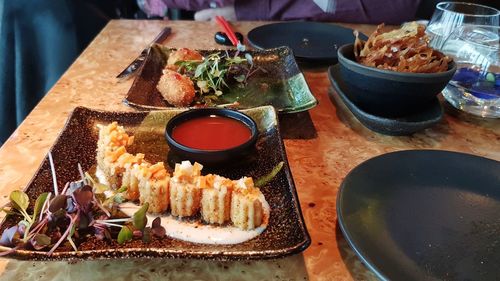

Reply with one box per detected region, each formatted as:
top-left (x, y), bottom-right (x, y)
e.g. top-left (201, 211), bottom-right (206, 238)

top-left (354, 22), bottom-right (451, 73)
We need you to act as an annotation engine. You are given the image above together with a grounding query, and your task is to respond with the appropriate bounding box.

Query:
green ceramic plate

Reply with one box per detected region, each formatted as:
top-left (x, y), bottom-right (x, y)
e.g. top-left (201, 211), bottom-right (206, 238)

top-left (124, 45), bottom-right (317, 113)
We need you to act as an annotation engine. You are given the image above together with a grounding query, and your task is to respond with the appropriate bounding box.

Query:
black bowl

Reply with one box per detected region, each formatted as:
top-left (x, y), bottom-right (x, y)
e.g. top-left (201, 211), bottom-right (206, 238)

top-left (165, 108), bottom-right (258, 166)
top-left (337, 44), bottom-right (456, 117)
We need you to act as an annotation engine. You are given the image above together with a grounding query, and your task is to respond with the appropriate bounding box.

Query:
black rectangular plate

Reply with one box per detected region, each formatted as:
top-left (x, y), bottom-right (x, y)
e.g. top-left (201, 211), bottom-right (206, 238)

top-left (0, 106), bottom-right (310, 260)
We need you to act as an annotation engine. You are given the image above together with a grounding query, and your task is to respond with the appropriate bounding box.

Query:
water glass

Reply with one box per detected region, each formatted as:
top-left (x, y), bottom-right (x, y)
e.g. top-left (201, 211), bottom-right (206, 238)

top-left (427, 2), bottom-right (500, 49)
top-left (441, 25), bottom-right (499, 118)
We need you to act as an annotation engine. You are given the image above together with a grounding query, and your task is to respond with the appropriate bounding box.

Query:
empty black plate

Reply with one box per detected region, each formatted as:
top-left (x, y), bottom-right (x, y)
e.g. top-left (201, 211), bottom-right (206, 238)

top-left (328, 64), bottom-right (443, 135)
top-left (337, 150), bottom-right (500, 281)
top-left (247, 22), bottom-right (364, 63)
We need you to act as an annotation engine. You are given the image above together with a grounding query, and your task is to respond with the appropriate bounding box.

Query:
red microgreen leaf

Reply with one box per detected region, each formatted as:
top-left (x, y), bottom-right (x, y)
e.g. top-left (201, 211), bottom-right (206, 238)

top-left (73, 185), bottom-right (93, 213)
top-left (49, 195), bottom-right (67, 213)
top-left (151, 217), bottom-right (165, 238)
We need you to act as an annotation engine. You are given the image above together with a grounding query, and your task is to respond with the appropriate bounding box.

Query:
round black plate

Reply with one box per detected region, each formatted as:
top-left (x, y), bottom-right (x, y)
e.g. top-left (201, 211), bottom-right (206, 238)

top-left (337, 150), bottom-right (500, 281)
top-left (247, 22), bottom-right (363, 62)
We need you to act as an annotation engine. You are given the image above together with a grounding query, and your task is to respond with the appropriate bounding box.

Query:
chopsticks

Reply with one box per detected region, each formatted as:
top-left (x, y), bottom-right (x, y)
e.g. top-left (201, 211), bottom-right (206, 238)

top-left (215, 16), bottom-right (240, 47)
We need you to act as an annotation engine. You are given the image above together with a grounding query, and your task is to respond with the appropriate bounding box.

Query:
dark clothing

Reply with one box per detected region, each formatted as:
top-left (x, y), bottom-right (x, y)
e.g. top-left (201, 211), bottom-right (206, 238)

top-left (163, 0), bottom-right (421, 24)
top-left (0, 0), bottom-right (110, 144)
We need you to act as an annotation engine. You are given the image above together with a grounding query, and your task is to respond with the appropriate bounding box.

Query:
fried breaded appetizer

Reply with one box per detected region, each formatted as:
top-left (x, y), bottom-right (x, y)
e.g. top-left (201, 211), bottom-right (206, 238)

top-left (157, 69), bottom-right (196, 107)
top-left (200, 174), bottom-right (233, 225)
top-left (170, 161), bottom-right (203, 217)
top-left (137, 162), bottom-right (170, 213)
top-left (230, 177), bottom-right (264, 230)
top-left (167, 48), bottom-right (203, 69)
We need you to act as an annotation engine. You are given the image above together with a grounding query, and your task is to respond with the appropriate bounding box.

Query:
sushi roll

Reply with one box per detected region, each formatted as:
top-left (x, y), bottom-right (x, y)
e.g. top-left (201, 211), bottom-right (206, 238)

top-left (96, 122), bottom-right (134, 153)
top-left (104, 152), bottom-right (145, 190)
top-left (137, 162), bottom-right (170, 213)
top-left (100, 146), bottom-right (127, 188)
top-left (200, 174), bottom-right (233, 225)
top-left (230, 177), bottom-right (264, 230)
top-left (96, 122), bottom-right (134, 184)
top-left (169, 161), bottom-right (203, 217)
top-left (121, 155), bottom-right (148, 201)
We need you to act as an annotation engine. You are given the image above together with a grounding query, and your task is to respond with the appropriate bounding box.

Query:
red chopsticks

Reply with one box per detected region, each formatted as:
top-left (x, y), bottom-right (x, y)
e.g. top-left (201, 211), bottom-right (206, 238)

top-left (215, 16), bottom-right (239, 46)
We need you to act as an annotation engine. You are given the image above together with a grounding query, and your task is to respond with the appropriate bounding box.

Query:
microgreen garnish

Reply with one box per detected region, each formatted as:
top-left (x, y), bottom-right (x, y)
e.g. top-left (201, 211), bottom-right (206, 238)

top-left (116, 202), bottom-right (160, 245)
top-left (117, 225), bottom-right (133, 245)
top-left (48, 152), bottom-right (59, 196)
top-left (151, 217), bottom-right (166, 238)
top-left (133, 203), bottom-right (149, 231)
top-left (31, 233), bottom-right (51, 250)
top-left (0, 159), bottom-right (166, 256)
top-left (9, 191), bottom-right (31, 224)
top-left (255, 161), bottom-right (284, 187)
top-left (175, 50), bottom-right (263, 104)
top-left (33, 192), bottom-right (49, 224)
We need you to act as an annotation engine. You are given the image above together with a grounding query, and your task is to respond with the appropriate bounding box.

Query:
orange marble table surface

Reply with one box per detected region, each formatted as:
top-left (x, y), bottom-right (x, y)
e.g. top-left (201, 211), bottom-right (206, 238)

top-left (0, 20), bottom-right (498, 281)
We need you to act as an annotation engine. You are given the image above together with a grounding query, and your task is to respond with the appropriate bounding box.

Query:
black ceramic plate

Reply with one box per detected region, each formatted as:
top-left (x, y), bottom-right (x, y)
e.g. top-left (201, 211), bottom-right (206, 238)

top-left (247, 22), bottom-right (365, 62)
top-left (124, 45), bottom-right (317, 114)
top-left (337, 150), bottom-right (500, 281)
top-left (0, 106), bottom-right (310, 260)
top-left (328, 64), bottom-right (443, 135)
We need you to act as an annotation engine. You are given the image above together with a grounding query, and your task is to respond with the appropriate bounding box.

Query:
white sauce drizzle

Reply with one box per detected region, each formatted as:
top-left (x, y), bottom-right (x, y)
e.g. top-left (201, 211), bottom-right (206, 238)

top-left (120, 200), bottom-right (269, 245)
top-left (96, 167), bottom-right (270, 245)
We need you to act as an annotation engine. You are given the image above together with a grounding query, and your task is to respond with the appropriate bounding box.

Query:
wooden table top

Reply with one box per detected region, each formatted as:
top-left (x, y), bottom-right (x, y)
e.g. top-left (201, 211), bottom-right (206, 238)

top-left (0, 20), bottom-right (498, 281)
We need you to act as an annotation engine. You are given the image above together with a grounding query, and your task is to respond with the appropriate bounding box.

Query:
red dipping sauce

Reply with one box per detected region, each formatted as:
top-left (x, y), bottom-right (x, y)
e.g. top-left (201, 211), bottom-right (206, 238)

top-left (172, 115), bottom-right (252, 150)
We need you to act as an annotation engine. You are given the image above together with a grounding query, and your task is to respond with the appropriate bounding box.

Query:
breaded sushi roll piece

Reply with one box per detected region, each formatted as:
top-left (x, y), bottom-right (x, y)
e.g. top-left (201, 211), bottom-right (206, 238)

top-left (157, 69), bottom-right (196, 107)
top-left (103, 152), bottom-right (145, 190)
top-left (230, 177), bottom-right (264, 230)
top-left (96, 122), bottom-right (134, 177)
top-left (100, 146), bottom-right (128, 188)
top-left (96, 122), bottom-right (134, 151)
top-left (169, 161), bottom-right (203, 217)
top-left (121, 156), bottom-right (148, 201)
top-left (166, 48), bottom-right (203, 70)
top-left (200, 174), bottom-right (233, 225)
top-left (137, 162), bottom-right (170, 213)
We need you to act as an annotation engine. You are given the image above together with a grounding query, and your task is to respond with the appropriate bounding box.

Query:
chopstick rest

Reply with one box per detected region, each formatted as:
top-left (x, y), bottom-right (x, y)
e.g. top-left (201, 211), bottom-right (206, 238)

top-left (214, 31), bottom-right (244, 46)
top-left (215, 16), bottom-right (240, 47)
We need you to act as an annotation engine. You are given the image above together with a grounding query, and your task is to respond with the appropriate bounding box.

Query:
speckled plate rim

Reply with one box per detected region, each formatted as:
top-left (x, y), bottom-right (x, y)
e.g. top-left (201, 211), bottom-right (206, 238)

top-left (123, 46), bottom-right (318, 114)
top-left (0, 106), bottom-right (311, 261)
top-left (123, 98), bottom-right (318, 114)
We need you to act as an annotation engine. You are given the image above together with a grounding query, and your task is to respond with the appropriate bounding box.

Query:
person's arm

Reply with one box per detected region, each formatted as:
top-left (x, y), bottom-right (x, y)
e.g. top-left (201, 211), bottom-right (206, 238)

top-left (234, 0), bottom-right (421, 24)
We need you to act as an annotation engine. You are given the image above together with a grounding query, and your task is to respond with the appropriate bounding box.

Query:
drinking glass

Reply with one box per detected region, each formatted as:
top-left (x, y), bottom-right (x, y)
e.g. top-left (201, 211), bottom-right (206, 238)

top-left (427, 2), bottom-right (500, 50)
top-left (440, 25), bottom-right (499, 118)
